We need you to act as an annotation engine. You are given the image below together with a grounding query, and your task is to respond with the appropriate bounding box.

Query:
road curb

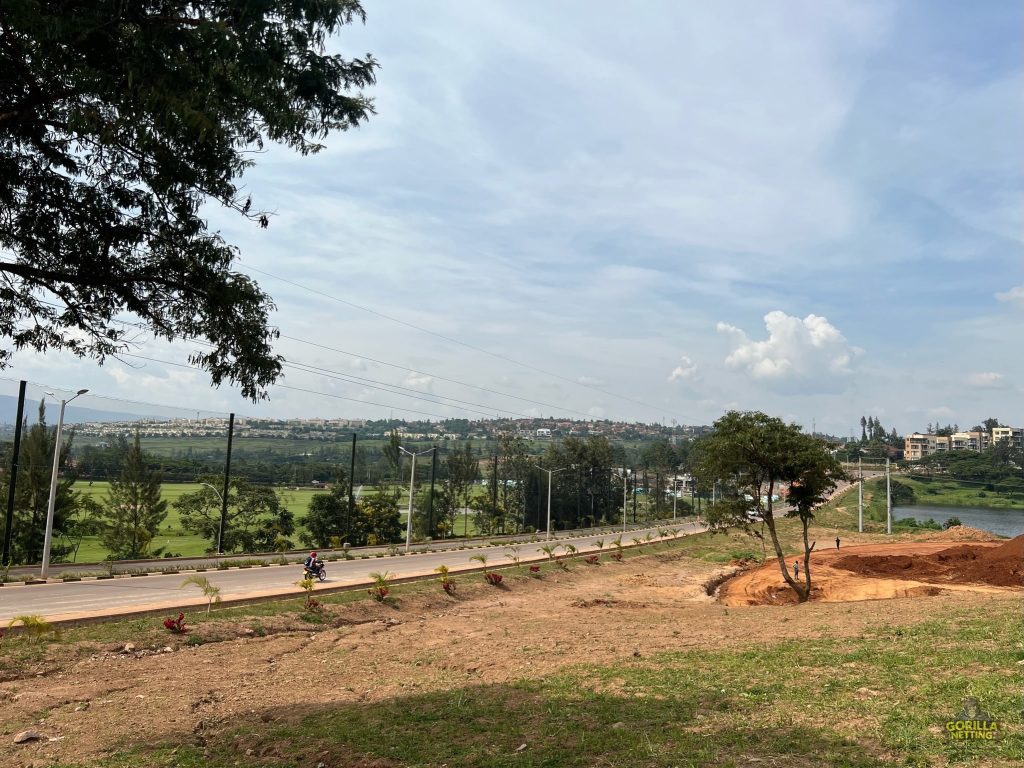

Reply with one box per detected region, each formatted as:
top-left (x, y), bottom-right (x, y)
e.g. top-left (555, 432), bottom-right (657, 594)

top-left (2, 529), bottom-right (696, 629)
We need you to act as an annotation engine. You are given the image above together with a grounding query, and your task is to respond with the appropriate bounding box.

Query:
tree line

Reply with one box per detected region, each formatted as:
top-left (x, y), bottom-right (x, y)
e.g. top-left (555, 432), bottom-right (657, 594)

top-left (0, 405), bottom-right (699, 564)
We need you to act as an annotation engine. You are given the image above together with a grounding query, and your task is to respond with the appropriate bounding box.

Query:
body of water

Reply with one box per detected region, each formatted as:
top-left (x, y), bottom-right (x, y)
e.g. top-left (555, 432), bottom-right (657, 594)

top-left (894, 504), bottom-right (1024, 538)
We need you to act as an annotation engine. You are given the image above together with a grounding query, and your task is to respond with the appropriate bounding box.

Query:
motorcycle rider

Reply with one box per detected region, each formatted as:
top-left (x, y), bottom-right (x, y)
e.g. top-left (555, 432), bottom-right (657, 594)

top-left (304, 551), bottom-right (322, 578)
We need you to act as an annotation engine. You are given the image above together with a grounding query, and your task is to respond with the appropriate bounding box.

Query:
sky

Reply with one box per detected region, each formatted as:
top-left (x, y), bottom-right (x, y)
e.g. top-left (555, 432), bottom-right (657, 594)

top-left (4, 0), bottom-right (1024, 435)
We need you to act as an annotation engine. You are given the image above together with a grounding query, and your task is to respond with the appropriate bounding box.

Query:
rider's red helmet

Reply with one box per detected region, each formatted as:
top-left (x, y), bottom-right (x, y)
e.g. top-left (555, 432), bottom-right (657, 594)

top-left (310, 551), bottom-right (317, 557)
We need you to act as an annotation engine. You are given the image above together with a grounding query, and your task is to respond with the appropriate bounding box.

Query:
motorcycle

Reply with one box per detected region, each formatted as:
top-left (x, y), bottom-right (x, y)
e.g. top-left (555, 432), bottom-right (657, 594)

top-left (303, 561), bottom-right (327, 582)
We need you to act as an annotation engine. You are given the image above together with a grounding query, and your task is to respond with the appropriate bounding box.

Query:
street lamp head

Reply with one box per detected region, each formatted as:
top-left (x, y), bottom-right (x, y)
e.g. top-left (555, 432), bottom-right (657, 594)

top-left (76, 388), bottom-right (89, 395)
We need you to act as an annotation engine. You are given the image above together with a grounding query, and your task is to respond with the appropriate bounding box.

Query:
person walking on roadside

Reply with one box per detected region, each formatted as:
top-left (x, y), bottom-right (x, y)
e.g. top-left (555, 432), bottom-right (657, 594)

top-left (793, 560), bottom-right (800, 579)
top-left (835, 536), bottom-right (841, 550)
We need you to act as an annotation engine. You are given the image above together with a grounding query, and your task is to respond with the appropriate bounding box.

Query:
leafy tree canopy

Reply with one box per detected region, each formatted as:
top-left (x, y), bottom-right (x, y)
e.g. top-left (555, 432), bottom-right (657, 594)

top-left (693, 410), bottom-right (846, 602)
top-left (0, 2), bottom-right (377, 399)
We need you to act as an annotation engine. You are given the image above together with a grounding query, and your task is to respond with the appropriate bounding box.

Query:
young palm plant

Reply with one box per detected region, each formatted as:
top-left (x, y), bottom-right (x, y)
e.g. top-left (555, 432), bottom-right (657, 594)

top-left (181, 575), bottom-right (222, 614)
top-left (435, 564), bottom-right (456, 595)
top-left (471, 554), bottom-right (503, 585)
top-left (368, 571), bottom-right (392, 601)
top-left (505, 546), bottom-right (522, 569)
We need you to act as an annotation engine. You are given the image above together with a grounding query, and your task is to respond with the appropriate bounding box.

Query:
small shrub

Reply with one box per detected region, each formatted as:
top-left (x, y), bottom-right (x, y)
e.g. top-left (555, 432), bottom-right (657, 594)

top-left (163, 613), bottom-right (187, 634)
top-left (484, 572), bottom-right (503, 586)
top-left (185, 635), bottom-right (204, 647)
top-left (8, 614), bottom-right (57, 642)
top-left (528, 564), bottom-right (541, 575)
top-left (943, 517), bottom-right (963, 529)
top-left (610, 551), bottom-right (623, 562)
top-left (584, 555), bottom-right (600, 565)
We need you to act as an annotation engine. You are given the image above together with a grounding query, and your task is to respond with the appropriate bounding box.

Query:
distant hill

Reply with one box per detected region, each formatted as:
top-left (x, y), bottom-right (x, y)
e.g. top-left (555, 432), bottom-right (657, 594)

top-left (0, 395), bottom-right (150, 426)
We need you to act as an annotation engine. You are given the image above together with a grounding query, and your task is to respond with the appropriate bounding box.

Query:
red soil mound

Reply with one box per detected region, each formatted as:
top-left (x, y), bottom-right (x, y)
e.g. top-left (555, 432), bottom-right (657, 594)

top-left (834, 535), bottom-right (1024, 588)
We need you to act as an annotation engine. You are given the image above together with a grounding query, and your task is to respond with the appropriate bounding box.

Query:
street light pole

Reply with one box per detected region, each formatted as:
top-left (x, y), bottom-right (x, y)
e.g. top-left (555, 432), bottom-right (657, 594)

top-left (613, 468), bottom-right (630, 533)
top-left (885, 457), bottom-right (892, 535)
top-left (41, 388), bottom-right (88, 578)
top-left (399, 446), bottom-right (433, 553)
top-left (198, 482), bottom-right (226, 551)
top-left (537, 464), bottom-right (568, 539)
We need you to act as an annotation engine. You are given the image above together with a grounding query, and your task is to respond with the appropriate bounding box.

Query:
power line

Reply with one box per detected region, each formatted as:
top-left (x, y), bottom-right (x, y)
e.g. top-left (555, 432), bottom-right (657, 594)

top-left (0, 375), bottom-right (232, 418)
top-left (240, 263), bottom-right (672, 417)
top-left (279, 335), bottom-right (596, 419)
top-left (119, 353), bottom-right (467, 421)
top-left (283, 360), bottom-right (519, 418)
top-left (182, 339), bottom-right (526, 418)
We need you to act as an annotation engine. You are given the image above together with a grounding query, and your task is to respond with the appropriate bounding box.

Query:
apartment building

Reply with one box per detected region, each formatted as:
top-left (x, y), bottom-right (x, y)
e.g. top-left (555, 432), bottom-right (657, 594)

top-left (992, 426), bottom-right (1023, 448)
top-left (904, 433), bottom-right (949, 460)
top-left (904, 426), bottom-right (1020, 459)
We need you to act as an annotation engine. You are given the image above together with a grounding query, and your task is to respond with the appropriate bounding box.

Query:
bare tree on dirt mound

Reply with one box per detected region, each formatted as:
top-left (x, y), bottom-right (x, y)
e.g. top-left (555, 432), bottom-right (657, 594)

top-left (693, 411), bottom-right (847, 602)
top-left (1, 2), bottom-right (378, 400)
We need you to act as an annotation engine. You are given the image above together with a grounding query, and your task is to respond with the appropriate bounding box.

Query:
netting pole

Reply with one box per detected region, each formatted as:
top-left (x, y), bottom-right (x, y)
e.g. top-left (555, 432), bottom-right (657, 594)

top-left (218, 412), bottom-right (234, 553)
top-left (2, 380), bottom-right (26, 566)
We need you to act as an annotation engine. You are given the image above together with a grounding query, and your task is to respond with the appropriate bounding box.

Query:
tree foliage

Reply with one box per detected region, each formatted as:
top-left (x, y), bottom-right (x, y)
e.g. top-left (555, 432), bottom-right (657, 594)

top-left (693, 410), bottom-right (846, 603)
top-left (100, 432), bottom-right (168, 558)
top-left (1, 2), bottom-right (377, 399)
top-left (175, 477), bottom-right (293, 553)
top-left (0, 401), bottom-right (79, 564)
top-left (301, 484), bottom-right (349, 548)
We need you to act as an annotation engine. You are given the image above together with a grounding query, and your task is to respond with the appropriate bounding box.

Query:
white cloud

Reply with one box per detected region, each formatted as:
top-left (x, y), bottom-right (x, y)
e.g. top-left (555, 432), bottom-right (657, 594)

top-left (668, 356), bottom-right (698, 382)
top-left (996, 285), bottom-right (1024, 307)
top-left (402, 373), bottom-right (434, 389)
top-left (967, 372), bottom-right (1007, 389)
top-left (717, 311), bottom-right (859, 389)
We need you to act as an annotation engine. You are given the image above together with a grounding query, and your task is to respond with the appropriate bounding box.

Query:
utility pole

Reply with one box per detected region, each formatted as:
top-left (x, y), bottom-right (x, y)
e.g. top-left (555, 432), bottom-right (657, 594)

top-left (537, 464), bottom-right (568, 539)
top-left (885, 457), bottom-right (892, 535)
top-left (347, 433), bottom-right (356, 543)
top-left (399, 446), bottom-right (432, 552)
top-left (615, 468), bottom-right (630, 533)
top-left (626, 473), bottom-right (634, 528)
top-left (427, 446), bottom-right (437, 539)
top-left (858, 457), bottom-right (863, 533)
top-left (41, 388), bottom-right (88, 578)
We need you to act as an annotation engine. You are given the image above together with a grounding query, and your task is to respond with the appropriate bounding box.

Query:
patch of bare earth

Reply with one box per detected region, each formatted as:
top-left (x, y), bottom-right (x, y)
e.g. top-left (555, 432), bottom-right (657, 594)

top-left (719, 535), bottom-right (1024, 606)
top-left (1, 548), bottom-right (1016, 765)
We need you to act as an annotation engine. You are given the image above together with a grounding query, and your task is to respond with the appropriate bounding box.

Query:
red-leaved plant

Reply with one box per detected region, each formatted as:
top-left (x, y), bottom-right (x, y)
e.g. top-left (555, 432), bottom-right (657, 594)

top-left (528, 565), bottom-right (541, 574)
top-left (585, 555), bottom-right (599, 565)
top-left (610, 551), bottom-right (623, 562)
top-left (163, 613), bottom-right (187, 634)
top-left (484, 572), bottom-right (503, 586)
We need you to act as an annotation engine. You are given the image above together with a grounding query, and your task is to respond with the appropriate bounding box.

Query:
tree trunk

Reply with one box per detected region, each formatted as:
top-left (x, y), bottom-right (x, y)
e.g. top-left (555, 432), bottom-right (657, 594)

top-left (762, 480), bottom-right (810, 602)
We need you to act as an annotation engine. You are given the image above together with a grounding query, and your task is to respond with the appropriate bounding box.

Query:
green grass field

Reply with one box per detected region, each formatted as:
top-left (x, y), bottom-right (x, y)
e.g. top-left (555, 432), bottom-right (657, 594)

top-left (896, 475), bottom-right (1024, 510)
top-left (67, 481), bottom-right (499, 561)
top-left (71, 481), bottom-right (337, 561)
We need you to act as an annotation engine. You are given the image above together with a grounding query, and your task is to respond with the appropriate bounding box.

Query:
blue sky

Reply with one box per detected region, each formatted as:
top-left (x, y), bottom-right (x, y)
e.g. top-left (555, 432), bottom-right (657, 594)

top-left (6, 0), bottom-right (1023, 434)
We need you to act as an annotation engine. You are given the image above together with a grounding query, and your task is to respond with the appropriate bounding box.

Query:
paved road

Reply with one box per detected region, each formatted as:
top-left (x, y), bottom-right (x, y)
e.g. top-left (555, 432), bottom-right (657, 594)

top-left (0, 522), bottom-right (704, 624)
top-left (4, 519), bottom-right (685, 579)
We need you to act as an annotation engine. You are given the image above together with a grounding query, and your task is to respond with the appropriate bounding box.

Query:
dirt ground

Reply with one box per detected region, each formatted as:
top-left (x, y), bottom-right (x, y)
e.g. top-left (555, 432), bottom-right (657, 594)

top-left (1, 545), bottom-right (1020, 767)
top-left (720, 529), bottom-right (1024, 606)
